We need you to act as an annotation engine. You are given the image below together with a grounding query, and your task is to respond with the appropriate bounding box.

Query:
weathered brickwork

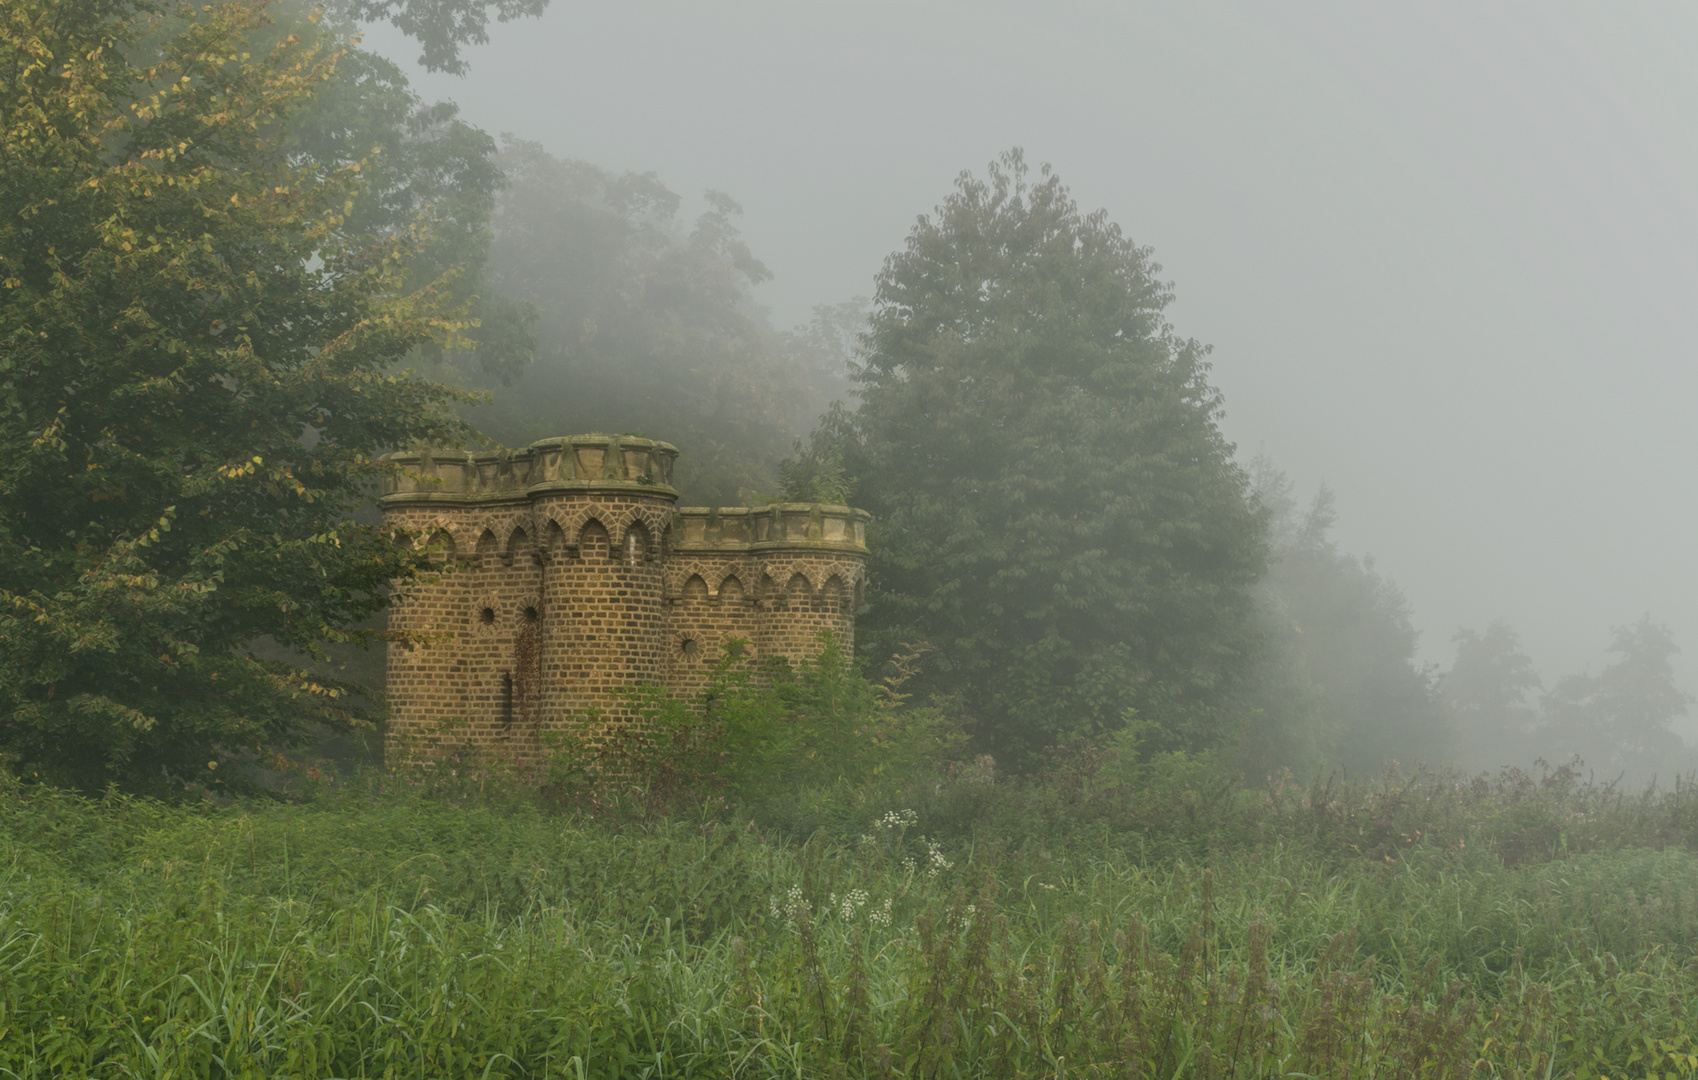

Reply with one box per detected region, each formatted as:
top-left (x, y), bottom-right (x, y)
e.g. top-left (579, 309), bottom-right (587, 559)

top-left (381, 435), bottom-right (869, 755)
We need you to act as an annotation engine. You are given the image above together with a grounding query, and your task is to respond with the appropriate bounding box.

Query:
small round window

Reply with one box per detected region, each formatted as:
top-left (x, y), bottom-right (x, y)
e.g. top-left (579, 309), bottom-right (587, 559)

top-left (523, 606), bottom-right (540, 624)
top-left (478, 607), bottom-right (496, 626)
top-left (680, 638), bottom-right (700, 658)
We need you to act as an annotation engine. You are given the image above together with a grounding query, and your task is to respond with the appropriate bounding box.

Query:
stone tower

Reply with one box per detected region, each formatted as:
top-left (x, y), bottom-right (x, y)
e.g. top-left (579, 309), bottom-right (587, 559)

top-left (380, 435), bottom-right (869, 753)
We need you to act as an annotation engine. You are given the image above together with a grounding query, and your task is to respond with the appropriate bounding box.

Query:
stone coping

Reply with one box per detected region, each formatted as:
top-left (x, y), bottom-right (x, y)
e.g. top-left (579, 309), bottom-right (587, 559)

top-left (379, 436), bottom-right (870, 554)
top-left (380, 435), bottom-right (680, 503)
top-left (672, 505), bottom-right (870, 553)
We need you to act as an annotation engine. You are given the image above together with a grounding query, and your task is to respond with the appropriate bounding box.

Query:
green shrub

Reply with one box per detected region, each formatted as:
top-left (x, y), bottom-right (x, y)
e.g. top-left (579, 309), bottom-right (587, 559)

top-left (531, 634), bottom-right (963, 825)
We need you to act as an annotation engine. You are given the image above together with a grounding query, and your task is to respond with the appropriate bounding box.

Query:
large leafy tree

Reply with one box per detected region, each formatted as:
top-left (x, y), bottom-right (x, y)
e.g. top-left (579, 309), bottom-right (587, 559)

top-left (824, 151), bottom-right (1268, 763)
top-left (0, 0), bottom-right (473, 793)
top-left (288, 15), bottom-right (533, 383)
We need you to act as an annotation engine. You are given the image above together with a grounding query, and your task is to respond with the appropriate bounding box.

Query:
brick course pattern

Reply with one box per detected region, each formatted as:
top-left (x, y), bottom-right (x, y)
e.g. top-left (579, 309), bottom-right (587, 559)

top-left (381, 435), bottom-right (869, 755)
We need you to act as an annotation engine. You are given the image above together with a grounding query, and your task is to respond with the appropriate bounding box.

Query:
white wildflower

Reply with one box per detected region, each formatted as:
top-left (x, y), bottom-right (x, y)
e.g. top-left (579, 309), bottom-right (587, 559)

top-left (840, 888), bottom-right (868, 920)
top-left (926, 839), bottom-right (953, 878)
top-left (870, 897), bottom-right (893, 927)
top-left (878, 809), bottom-right (918, 830)
top-left (779, 885), bottom-right (804, 930)
top-left (950, 902), bottom-right (978, 932)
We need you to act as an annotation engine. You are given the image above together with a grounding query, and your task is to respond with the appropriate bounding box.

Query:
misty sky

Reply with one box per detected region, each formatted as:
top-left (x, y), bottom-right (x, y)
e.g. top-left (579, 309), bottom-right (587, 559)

top-left (366, 2), bottom-right (1698, 734)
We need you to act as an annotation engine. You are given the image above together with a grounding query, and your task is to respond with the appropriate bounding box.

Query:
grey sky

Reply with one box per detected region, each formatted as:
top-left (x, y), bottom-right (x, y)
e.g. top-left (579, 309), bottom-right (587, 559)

top-left (367, 2), bottom-right (1698, 730)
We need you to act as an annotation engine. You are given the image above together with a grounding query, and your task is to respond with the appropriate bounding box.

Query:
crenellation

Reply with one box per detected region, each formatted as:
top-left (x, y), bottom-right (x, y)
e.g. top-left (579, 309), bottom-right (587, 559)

top-left (382, 435), bottom-right (869, 760)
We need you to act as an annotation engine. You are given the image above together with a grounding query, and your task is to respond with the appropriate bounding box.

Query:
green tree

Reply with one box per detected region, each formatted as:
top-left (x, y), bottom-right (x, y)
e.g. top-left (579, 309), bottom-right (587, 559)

top-left (335, 0), bottom-right (547, 75)
top-left (823, 150), bottom-right (1268, 764)
top-left (469, 140), bottom-right (826, 504)
top-left (288, 27), bottom-right (533, 382)
top-left (1234, 471), bottom-right (1450, 775)
top-left (0, 0), bottom-right (472, 793)
top-left (222, 2), bottom-right (530, 717)
top-left (1543, 616), bottom-right (1693, 780)
top-left (1443, 622), bottom-right (1541, 770)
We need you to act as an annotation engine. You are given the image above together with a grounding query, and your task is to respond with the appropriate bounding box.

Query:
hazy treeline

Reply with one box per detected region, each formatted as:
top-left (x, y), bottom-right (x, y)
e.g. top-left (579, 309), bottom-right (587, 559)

top-left (1240, 466), bottom-right (1693, 783)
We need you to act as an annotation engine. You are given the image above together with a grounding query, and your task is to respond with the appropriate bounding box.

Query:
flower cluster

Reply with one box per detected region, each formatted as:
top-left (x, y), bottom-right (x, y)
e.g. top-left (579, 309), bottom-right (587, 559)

top-left (832, 888), bottom-right (869, 920)
top-left (870, 897), bottom-right (894, 927)
top-left (768, 885), bottom-right (806, 930)
top-left (925, 839), bottom-right (953, 878)
top-left (879, 809), bottom-right (918, 829)
top-left (865, 809), bottom-right (920, 846)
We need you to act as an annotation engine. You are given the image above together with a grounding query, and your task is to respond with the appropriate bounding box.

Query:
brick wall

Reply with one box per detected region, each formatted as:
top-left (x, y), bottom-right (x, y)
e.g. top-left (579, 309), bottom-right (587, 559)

top-left (381, 436), bottom-right (869, 759)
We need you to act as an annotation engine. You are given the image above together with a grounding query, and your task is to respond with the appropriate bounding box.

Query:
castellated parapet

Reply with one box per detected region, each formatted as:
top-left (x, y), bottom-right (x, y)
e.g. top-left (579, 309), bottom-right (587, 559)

top-left (380, 434), bottom-right (870, 754)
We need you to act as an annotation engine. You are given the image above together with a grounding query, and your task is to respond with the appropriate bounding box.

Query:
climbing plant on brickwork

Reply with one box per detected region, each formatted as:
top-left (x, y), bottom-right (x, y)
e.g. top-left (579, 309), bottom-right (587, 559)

top-left (811, 150), bottom-right (1269, 766)
top-left (0, 0), bottom-right (476, 793)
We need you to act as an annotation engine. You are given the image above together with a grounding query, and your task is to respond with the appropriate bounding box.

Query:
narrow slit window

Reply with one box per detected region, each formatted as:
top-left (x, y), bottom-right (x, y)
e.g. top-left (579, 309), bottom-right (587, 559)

top-left (501, 672), bottom-right (514, 726)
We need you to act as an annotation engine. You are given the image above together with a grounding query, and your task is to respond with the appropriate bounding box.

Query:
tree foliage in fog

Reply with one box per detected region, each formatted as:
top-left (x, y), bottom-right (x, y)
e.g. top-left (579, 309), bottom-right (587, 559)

top-left (1442, 622), bottom-right (1541, 769)
top-left (0, 0), bottom-right (472, 793)
top-left (1541, 616), bottom-right (1692, 778)
top-left (806, 152), bottom-right (1268, 765)
top-left (1235, 466), bottom-right (1450, 776)
top-left (330, 0), bottom-right (547, 75)
top-left (289, 4), bottom-right (534, 382)
top-left (1241, 465), bottom-right (1694, 779)
top-left (772, 297), bottom-right (867, 401)
top-left (467, 140), bottom-right (838, 505)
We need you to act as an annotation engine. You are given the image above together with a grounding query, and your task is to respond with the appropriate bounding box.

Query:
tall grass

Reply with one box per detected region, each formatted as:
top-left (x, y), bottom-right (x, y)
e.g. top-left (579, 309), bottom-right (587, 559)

top-left (3, 768), bottom-right (1698, 1077)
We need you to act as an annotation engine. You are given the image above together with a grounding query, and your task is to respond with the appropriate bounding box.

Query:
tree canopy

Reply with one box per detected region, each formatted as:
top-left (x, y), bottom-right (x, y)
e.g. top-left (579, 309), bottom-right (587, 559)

top-left (0, 0), bottom-right (473, 793)
top-left (1442, 622), bottom-right (1541, 770)
top-left (814, 151), bottom-right (1268, 764)
top-left (465, 140), bottom-right (836, 505)
top-left (1543, 616), bottom-right (1692, 778)
top-left (288, 18), bottom-right (533, 383)
top-left (1236, 472), bottom-right (1451, 776)
top-left (335, 0), bottom-right (547, 75)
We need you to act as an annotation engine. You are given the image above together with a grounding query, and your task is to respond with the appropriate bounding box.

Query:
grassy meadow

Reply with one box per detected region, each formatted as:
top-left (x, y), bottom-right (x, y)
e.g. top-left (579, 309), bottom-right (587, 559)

top-left (4, 760), bottom-right (1698, 1078)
